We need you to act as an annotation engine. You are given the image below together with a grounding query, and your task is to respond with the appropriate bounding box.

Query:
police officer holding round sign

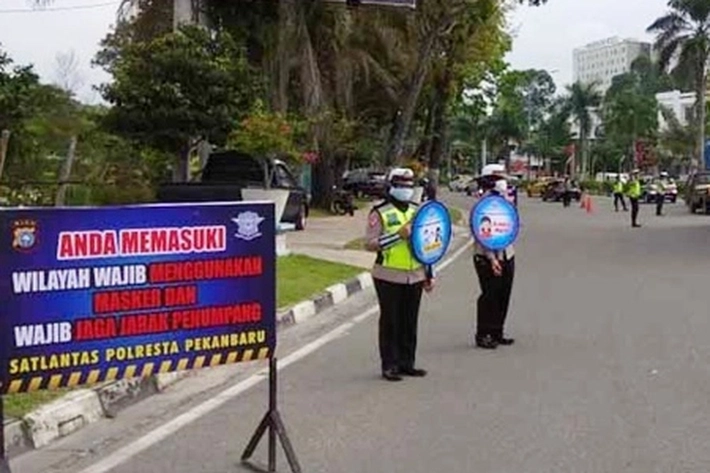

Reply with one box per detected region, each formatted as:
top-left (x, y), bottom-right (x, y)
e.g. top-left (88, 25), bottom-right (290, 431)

top-left (365, 168), bottom-right (453, 381)
top-left (470, 170), bottom-right (519, 349)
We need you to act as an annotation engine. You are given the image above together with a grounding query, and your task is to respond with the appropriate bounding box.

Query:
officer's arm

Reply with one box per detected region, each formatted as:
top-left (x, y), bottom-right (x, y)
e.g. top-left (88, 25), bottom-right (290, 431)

top-left (365, 211), bottom-right (401, 252)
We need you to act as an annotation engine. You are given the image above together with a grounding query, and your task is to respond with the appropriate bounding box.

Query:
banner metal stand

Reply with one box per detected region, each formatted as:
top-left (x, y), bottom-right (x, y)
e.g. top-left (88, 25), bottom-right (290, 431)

top-left (241, 357), bottom-right (301, 473)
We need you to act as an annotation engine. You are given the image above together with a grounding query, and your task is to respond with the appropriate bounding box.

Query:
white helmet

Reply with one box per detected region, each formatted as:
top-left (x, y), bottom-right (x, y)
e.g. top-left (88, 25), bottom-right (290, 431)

top-left (660, 171), bottom-right (669, 177)
top-left (386, 167), bottom-right (414, 184)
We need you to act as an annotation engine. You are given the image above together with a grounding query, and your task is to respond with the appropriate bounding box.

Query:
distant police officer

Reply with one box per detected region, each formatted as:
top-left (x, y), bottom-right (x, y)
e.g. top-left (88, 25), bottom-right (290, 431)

top-left (656, 171), bottom-right (669, 216)
top-left (613, 175), bottom-right (627, 212)
top-left (626, 169), bottom-right (642, 228)
top-left (472, 171), bottom-right (516, 349)
top-left (365, 168), bottom-right (434, 381)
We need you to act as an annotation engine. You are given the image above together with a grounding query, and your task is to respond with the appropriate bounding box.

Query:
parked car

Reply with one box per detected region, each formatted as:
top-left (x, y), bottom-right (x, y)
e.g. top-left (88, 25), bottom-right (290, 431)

top-left (527, 177), bottom-right (555, 197)
top-left (156, 150), bottom-right (310, 230)
top-left (541, 179), bottom-right (582, 202)
top-left (684, 171), bottom-right (710, 214)
top-left (342, 169), bottom-right (387, 199)
top-left (448, 174), bottom-right (473, 192)
top-left (643, 177), bottom-right (678, 203)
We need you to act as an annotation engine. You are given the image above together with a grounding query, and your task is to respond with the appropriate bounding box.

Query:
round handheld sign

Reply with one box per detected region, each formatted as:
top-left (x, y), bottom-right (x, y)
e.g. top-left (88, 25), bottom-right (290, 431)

top-left (469, 194), bottom-right (520, 251)
top-left (410, 200), bottom-right (453, 266)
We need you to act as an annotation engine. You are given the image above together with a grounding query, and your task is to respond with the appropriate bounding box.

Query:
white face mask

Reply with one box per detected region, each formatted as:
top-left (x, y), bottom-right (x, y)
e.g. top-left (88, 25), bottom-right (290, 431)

top-left (494, 179), bottom-right (508, 194)
top-left (389, 187), bottom-right (414, 202)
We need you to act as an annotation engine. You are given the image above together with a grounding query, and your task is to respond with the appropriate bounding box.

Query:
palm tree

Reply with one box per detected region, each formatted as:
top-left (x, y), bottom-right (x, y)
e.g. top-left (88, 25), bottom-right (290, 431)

top-left (647, 0), bottom-right (710, 170)
top-left (563, 81), bottom-right (601, 178)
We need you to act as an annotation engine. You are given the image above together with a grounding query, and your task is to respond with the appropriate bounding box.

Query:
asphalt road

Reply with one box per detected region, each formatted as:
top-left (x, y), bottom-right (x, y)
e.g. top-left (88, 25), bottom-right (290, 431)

top-left (12, 192), bottom-right (710, 473)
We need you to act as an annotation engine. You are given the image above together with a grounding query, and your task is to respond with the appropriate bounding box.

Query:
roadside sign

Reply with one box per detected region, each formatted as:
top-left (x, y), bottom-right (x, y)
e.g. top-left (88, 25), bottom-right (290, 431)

top-left (410, 200), bottom-right (453, 266)
top-left (0, 202), bottom-right (276, 394)
top-left (469, 194), bottom-right (520, 251)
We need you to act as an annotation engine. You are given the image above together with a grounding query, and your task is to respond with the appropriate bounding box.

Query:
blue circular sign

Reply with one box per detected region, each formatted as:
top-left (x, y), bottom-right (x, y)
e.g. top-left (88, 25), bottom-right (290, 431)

top-left (410, 200), bottom-right (453, 266)
top-left (470, 194), bottom-right (520, 251)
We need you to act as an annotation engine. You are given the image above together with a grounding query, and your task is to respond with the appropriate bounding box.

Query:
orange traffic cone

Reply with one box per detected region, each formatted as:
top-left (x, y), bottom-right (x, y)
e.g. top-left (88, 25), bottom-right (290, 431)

top-left (585, 195), bottom-right (594, 213)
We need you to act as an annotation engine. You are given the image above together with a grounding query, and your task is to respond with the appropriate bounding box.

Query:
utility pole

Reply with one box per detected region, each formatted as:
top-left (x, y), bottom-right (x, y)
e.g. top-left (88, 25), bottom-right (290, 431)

top-left (0, 130), bottom-right (10, 182)
top-left (55, 136), bottom-right (77, 207)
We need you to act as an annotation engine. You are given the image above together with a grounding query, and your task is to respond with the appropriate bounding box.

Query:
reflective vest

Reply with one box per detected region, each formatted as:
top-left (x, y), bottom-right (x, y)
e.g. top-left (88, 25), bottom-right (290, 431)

top-left (377, 203), bottom-right (422, 271)
top-left (627, 180), bottom-right (641, 198)
top-left (613, 181), bottom-right (624, 193)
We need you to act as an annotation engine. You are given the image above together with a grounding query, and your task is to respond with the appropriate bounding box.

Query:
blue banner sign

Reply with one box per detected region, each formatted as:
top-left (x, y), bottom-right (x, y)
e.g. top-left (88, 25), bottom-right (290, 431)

top-left (0, 202), bottom-right (276, 394)
top-left (410, 200), bottom-right (453, 266)
top-left (469, 195), bottom-right (520, 251)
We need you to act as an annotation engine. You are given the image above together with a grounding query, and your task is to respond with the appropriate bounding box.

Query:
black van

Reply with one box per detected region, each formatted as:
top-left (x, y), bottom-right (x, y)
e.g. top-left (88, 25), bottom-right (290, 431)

top-left (157, 150), bottom-right (310, 230)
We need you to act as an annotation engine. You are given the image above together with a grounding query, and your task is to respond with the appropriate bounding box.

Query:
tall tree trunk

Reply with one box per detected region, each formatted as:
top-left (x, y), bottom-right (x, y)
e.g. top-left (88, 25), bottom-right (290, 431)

top-left (294, 2), bottom-right (332, 208)
top-left (172, 142), bottom-right (191, 182)
top-left (271, 0), bottom-right (293, 113)
top-left (384, 32), bottom-right (437, 166)
top-left (697, 62), bottom-right (707, 171)
top-left (428, 50), bottom-right (455, 189)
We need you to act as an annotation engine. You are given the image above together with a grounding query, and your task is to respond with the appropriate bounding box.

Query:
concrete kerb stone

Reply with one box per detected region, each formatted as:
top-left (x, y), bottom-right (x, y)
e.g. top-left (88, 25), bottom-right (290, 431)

top-left (22, 389), bottom-right (104, 450)
top-left (4, 418), bottom-right (30, 458)
top-left (4, 270), bottom-right (374, 454)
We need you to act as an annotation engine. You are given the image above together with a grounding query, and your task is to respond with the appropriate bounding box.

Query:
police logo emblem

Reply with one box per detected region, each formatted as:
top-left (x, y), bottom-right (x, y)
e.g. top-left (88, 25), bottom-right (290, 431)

top-left (12, 219), bottom-right (38, 252)
top-left (232, 211), bottom-right (266, 241)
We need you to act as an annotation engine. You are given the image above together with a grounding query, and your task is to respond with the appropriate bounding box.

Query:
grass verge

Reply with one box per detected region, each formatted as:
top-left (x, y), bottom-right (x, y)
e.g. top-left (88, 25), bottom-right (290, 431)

top-left (5, 388), bottom-right (70, 419)
top-left (277, 254), bottom-right (363, 309)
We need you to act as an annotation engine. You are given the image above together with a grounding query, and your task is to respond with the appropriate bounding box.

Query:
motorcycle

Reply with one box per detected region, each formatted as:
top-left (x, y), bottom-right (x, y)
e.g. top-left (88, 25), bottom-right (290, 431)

top-left (331, 185), bottom-right (356, 216)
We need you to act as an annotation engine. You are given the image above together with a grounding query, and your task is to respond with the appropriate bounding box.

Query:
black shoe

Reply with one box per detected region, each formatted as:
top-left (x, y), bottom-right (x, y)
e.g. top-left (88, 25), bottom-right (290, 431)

top-left (475, 335), bottom-right (498, 349)
top-left (382, 369), bottom-right (402, 382)
top-left (400, 367), bottom-right (427, 377)
top-left (632, 223), bottom-right (642, 228)
top-left (497, 337), bottom-right (515, 346)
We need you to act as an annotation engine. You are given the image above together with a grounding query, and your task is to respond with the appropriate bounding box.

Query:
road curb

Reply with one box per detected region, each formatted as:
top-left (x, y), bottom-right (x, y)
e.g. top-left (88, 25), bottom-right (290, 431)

top-left (3, 271), bottom-right (374, 455)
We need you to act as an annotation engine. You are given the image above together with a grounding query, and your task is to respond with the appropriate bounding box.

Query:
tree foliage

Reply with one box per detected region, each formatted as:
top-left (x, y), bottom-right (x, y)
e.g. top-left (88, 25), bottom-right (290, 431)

top-left (97, 24), bottom-right (261, 181)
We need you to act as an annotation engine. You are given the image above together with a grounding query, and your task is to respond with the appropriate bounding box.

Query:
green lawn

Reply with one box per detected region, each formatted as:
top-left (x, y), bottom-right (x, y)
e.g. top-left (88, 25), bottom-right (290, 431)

top-left (277, 254), bottom-right (363, 309)
top-left (5, 388), bottom-right (70, 419)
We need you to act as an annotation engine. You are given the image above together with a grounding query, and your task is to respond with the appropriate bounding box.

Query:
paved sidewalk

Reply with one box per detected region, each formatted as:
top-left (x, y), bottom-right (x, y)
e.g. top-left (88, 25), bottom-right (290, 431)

top-left (287, 211), bottom-right (373, 268)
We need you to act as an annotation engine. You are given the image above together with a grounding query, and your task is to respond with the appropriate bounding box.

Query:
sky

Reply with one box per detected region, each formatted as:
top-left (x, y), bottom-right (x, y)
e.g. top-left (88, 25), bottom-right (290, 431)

top-left (0, 0), bottom-right (674, 104)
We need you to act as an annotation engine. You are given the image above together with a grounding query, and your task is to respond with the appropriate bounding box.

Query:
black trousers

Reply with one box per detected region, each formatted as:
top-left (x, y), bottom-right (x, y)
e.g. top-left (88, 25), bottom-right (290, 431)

top-left (474, 255), bottom-right (515, 339)
top-left (562, 191), bottom-right (571, 207)
top-left (656, 193), bottom-right (664, 215)
top-left (374, 278), bottom-right (424, 372)
top-left (613, 192), bottom-right (627, 211)
top-left (630, 198), bottom-right (640, 225)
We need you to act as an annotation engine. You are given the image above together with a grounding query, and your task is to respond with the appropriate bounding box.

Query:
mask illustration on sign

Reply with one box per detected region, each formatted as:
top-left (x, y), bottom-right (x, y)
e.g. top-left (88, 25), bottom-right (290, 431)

top-left (389, 187), bottom-right (414, 202)
top-left (494, 179), bottom-right (508, 194)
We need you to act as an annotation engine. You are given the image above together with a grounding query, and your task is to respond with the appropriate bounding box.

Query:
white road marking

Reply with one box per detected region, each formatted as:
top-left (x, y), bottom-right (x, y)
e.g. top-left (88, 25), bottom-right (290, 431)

top-left (77, 239), bottom-right (473, 473)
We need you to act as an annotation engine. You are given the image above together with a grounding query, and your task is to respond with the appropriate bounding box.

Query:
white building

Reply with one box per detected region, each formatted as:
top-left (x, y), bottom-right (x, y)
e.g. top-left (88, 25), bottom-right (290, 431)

top-left (573, 37), bottom-right (651, 96)
top-left (656, 90), bottom-right (697, 130)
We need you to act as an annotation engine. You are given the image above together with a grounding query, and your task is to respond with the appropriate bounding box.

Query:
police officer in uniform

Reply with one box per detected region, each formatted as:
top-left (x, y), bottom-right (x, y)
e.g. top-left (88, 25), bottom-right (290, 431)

top-left (473, 171), bottom-right (516, 349)
top-left (613, 175), bottom-right (627, 212)
top-left (655, 171), bottom-right (669, 216)
top-left (626, 169), bottom-right (642, 228)
top-left (365, 168), bottom-right (434, 381)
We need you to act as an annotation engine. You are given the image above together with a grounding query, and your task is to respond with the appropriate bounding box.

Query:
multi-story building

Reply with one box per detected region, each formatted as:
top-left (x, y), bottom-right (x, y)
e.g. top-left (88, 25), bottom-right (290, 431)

top-left (656, 90), bottom-right (697, 130)
top-left (573, 37), bottom-right (651, 96)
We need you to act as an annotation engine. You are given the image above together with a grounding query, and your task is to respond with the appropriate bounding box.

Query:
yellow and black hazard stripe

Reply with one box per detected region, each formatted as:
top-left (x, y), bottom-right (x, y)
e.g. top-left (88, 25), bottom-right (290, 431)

top-left (1, 347), bottom-right (270, 395)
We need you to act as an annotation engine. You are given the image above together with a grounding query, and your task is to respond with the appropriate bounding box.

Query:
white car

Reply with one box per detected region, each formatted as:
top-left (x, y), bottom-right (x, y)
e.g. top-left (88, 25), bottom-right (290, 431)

top-left (448, 175), bottom-right (473, 192)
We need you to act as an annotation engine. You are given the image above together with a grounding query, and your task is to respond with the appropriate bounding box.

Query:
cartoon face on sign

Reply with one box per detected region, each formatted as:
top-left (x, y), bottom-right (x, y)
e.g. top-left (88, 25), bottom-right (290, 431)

top-left (469, 195), bottom-right (519, 251)
top-left (410, 201), bottom-right (453, 266)
top-left (479, 217), bottom-right (492, 238)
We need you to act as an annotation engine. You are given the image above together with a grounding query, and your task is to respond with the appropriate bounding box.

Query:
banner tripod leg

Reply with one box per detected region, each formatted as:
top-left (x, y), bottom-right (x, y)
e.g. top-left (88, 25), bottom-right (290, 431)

top-left (0, 395), bottom-right (12, 473)
top-left (241, 357), bottom-right (301, 473)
